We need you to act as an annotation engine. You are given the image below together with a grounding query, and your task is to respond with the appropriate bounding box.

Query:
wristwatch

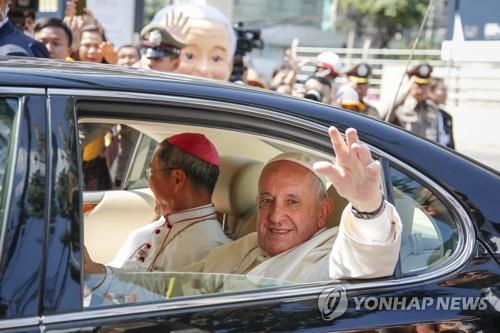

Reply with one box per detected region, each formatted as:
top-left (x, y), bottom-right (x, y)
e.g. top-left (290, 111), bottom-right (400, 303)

top-left (351, 197), bottom-right (386, 220)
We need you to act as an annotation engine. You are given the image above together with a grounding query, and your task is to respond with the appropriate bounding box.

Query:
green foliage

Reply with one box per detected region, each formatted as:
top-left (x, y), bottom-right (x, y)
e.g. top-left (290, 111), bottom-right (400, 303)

top-left (340, 0), bottom-right (430, 47)
top-left (144, 0), bottom-right (168, 26)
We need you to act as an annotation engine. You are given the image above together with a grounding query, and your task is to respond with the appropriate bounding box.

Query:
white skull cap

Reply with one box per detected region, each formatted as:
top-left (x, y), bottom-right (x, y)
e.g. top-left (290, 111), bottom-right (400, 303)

top-left (266, 152), bottom-right (329, 189)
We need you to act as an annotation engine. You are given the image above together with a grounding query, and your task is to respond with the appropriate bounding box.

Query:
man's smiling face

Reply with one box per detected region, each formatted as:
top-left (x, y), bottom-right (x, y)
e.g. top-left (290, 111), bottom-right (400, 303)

top-left (256, 161), bottom-right (328, 256)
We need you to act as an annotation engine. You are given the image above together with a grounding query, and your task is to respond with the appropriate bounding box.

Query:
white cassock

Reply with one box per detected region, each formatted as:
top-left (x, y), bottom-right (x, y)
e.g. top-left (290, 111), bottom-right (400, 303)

top-left (87, 201), bottom-right (402, 305)
top-left (107, 203), bottom-right (230, 272)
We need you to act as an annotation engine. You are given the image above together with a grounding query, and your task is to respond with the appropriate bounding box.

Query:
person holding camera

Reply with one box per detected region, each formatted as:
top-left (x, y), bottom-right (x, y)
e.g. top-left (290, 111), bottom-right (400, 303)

top-left (300, 76), bottom-right (333, 104)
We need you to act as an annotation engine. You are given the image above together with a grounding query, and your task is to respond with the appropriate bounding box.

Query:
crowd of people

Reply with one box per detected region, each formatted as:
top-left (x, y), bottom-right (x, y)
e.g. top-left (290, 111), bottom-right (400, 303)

top-left (0, 0), bottom-right (456, 191)
top-left (0, 0), bottom-right (455, 150)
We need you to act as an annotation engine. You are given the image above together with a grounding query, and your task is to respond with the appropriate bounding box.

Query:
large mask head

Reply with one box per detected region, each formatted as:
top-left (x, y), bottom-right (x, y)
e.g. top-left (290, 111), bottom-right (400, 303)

top-left (153, 4), bottom-right (236, 81)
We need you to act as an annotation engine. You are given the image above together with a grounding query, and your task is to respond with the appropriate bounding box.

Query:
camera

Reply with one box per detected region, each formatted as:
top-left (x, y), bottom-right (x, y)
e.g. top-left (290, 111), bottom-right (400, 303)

top-left (304, 89), bottom-right (323, 102)
top-left (230, 22), bottom-right (264, 82)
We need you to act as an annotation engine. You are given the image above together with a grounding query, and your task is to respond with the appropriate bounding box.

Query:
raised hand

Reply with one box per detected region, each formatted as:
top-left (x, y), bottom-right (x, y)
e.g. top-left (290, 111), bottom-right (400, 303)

top-left (161, 10), bottom-right (190, 42)
top-left (63, 15), bottom-right (84, 52)
top-left (314, 126), bottom-right (383, 212)
top-left (101, 41), bottom-right (118, 64)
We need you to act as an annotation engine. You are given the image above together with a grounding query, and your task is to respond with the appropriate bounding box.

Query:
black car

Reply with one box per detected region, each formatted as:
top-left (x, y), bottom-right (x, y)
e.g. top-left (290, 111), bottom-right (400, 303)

top-left (0, 58), bottom-right (498, 332)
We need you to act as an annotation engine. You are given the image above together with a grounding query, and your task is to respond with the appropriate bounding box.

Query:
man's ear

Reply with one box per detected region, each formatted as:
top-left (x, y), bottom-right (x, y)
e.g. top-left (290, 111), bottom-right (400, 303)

top-left (172, 169), bottom-right (187, 191)
top-left (318, 197), bottom-right (334, 229)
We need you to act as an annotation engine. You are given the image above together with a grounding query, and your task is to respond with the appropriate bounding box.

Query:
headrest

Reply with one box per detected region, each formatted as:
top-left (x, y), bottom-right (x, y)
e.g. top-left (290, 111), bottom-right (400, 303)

top-left (213, 156), bottom-right (264, 217)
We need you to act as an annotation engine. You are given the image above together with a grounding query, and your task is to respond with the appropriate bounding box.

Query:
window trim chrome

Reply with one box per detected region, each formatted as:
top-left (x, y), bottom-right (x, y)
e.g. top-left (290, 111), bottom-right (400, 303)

top-left (0, 87), bottom-right (45, 95)
top-left (0, 96), bottom-right (23, 268)
top-left (121, 132), bottom-right (144, 190)
top-left (42, 88), bottom-right (475, 325)
top-left (0, 317), bottom-right (40, 330)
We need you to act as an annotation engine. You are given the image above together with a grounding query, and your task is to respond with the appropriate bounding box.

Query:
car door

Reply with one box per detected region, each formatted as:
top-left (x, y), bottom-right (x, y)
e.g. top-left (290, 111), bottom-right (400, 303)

top-left (40, 88), bottom-right (497, 332)
top-left (0, 89), bottom-right (48, 333)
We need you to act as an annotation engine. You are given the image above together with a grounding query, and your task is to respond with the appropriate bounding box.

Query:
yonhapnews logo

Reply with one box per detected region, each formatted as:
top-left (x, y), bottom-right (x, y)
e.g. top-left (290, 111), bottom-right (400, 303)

top-left (317, 286), bottom-right (348, 320)
top-left (318, 286), bottom-right (488, 321)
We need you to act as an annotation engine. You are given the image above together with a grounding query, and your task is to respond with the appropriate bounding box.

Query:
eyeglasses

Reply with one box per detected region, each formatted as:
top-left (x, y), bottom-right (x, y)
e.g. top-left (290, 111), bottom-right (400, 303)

top-left (144, 166), bottom-right (179, 181)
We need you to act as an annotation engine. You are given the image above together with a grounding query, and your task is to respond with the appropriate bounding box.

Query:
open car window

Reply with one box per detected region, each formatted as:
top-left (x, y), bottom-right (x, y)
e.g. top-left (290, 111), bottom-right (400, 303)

top-left (79, 118), bottom-right (356, 309)
top-left (78, 112), bottom-right (464, 311)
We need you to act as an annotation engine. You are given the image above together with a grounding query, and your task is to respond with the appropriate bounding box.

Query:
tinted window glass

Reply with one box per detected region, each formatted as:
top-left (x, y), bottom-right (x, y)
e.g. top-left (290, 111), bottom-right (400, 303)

top-left (0, 98), bottom-right (18, 227)
top-left (390, 167), bottom-right (459, 274)
top-left (126, 134), bottom-right (157, 190)
top-left (82, 120), bottom-right (351, 309)
top-left (79, 123), bottom-right (140, 190)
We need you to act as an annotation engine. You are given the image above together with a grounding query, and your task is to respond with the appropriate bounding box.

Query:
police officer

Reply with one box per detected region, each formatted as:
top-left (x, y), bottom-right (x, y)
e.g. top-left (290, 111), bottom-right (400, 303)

top-left (137, 23), bottom-right (185, 72)
top-left (428, 77), bottom-right (455, 149)
top-left (0, 0), bottom-right (48, 57)
top-left (389, 63), bottom-right (441, 143)
top-left (336, 63), bottom-right (380, 119)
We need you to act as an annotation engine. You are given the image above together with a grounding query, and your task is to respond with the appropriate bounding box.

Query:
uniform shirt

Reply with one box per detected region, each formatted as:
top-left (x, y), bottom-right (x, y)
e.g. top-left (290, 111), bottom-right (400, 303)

top-left (108, 203), bottom-right (231, 272)
top-left (392, 96), bottom-right (440, 142)
top-left (0, 19), bottom-right (49, 57)
top-left (427, 100), bottom-right (455, 149)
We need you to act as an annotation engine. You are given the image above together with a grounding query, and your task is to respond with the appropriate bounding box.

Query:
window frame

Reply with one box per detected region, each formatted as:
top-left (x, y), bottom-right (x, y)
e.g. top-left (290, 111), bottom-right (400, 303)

top-left (0, 95), bottom-right (21, 262)
top-left (43, 88), bottom-right (475, 325)
top-left (0, 87), bottom-right (47, 331)
top-left (388, 163), bottom-right (466, 276)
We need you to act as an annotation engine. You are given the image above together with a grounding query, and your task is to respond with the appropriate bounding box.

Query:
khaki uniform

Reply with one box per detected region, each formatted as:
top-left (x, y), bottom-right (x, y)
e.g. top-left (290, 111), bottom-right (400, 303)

top-left (361, 102), bottom-right (381, 119)
top-left (391, 96), bottom-right (441, 142)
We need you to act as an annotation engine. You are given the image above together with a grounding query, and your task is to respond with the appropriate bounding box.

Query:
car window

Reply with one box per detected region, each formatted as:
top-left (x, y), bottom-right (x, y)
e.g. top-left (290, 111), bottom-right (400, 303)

top-left (80, 117), bottom-right (353, 309)
top-left (0, 98), bottom-right (18, 231)
top-left (390, 166), bottom-right (459, 274)
top-left (126, 133), bottom-right (157, 190)
top-left (79, 123), bottom-right (140, 191)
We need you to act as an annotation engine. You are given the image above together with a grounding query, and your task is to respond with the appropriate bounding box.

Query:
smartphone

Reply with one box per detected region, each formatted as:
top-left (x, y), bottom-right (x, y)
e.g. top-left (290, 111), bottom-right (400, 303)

top-left (76, 0), bottom-right (87, 16)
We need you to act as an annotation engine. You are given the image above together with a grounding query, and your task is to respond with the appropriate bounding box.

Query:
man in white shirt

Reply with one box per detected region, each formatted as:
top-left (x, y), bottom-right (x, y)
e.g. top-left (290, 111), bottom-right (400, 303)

top-left (84, 126), bottom-right (402, 305)
top-left (180, 126), bottom-right (401, 282)
top-left (105, 132), bottom-right (230, 272)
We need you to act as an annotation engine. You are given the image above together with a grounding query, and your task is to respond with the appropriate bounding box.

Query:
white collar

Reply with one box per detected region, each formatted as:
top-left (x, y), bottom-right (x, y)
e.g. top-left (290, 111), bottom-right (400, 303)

top-left (164, 203), bottom-right (216, 226)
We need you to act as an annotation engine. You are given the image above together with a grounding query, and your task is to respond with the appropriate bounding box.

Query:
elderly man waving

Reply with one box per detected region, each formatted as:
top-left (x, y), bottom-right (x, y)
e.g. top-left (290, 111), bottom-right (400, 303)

top-left (180, 126), bottom-right (401, 282)
top-left (85, 127), bottom-right (402, 302)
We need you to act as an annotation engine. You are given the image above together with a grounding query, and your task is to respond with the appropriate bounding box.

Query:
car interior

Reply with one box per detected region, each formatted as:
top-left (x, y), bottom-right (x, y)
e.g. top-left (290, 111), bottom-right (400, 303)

top-left (81, 119), bottom-right (350, 266)
top-left (79, 115), bottom-right (459, 304)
